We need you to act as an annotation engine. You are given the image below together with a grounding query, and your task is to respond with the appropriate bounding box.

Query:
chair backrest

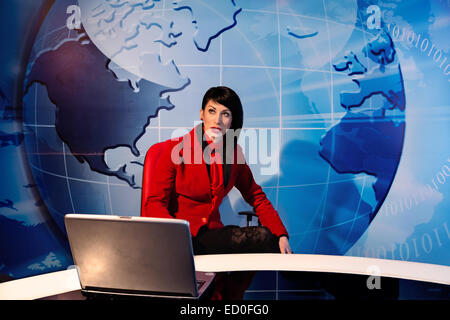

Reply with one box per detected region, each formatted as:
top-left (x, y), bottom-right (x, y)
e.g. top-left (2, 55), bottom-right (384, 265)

top-left (141, 141), bottom-right (166, 216)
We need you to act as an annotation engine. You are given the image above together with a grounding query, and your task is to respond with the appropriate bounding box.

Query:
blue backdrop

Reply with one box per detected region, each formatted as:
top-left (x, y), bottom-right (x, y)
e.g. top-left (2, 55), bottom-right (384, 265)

top-left (0, 0), bottom-right (449, 280)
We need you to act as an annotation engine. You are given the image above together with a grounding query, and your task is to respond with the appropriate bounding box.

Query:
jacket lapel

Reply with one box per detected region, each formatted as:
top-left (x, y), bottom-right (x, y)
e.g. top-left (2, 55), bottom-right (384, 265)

top-left (178, 124), bottom-right (212, 199)
top-left (177, 124), bottom-right (240, 198)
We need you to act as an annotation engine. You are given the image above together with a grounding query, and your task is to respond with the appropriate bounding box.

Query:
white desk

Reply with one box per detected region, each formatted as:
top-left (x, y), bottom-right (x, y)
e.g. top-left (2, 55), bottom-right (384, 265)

top-left (0, 267), bottom-right (82, 300)
top-left (1, 254), bottom-right (449, 300)
top-left (194, 254), bottom-right (450, 284)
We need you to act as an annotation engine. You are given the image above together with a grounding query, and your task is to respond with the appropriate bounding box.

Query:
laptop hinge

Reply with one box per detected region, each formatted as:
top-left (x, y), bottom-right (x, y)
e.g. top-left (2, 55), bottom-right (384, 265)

top-left (83, 286), bottom-right (197, 300)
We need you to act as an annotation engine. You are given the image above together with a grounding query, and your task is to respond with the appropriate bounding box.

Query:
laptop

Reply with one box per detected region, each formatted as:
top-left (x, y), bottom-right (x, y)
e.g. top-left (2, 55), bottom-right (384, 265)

top-left (64, 214), bottom-right (214, 300)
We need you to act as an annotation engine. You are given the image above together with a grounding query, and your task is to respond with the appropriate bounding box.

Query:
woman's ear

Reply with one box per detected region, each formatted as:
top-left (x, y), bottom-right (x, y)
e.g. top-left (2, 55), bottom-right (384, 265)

top-left (199, 109), bottom-right (204, 121)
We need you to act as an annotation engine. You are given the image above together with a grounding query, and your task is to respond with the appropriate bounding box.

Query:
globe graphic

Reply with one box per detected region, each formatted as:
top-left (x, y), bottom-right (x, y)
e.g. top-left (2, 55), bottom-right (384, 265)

top-left (22, 0), bottom-right (405, 256)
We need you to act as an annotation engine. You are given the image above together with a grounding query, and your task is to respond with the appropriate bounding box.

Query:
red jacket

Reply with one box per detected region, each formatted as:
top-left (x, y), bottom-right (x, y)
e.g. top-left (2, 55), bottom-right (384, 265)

top-left (141, 124), bottom-right (288, 238)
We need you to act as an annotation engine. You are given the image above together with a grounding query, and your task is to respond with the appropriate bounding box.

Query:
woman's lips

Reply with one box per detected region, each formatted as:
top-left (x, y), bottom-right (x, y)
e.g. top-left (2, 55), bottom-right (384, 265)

top-left (205, 127), bottom-right (223, 140)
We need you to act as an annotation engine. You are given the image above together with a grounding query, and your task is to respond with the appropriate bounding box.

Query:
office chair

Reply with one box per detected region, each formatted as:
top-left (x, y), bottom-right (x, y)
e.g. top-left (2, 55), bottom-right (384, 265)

top-left (238, 210), bottom-right (261, 227)
top-left (141, 141), bottom-right (165, 216)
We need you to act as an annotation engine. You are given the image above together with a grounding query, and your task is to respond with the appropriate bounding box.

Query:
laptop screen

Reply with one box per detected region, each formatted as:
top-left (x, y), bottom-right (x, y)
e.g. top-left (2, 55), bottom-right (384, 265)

top-left (64, 214), bottom-right (199, 298)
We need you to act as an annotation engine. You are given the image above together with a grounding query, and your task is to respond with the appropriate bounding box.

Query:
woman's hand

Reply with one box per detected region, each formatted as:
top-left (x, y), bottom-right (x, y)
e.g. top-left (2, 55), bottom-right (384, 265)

top-left (279, 236), bottom-right (293, 254)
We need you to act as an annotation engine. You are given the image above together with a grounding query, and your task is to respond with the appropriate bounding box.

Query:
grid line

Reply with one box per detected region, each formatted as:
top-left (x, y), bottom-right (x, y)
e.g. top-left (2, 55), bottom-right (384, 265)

top-left (177, 63), bottom-right (342, 74)
top-left (62, 143), bottom-right (76, 213)
top-left (312, 0), bottom-right (334, 253)
top-left (28, 162), bottom-right (130, 187)
top-left (340, 175), bottom-right (367, 252)
top-left (274, 0), bottom-right (283, 300)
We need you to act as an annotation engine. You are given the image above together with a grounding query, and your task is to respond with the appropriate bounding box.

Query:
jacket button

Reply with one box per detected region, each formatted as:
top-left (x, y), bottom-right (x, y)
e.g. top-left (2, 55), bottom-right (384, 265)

top-left (201, 217), bottom-right (207, 223)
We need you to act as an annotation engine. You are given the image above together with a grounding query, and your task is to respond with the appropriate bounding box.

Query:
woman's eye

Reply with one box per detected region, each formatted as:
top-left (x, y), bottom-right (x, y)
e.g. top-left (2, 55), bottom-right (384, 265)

top-left (208, 109), bottom-right (215, 114)
top-left (223, 112), bottom-right (230, 117)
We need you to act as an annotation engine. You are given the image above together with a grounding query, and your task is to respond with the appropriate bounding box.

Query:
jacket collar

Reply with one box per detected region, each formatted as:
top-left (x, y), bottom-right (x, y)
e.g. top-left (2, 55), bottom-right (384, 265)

top-left (177, 123), bottom-right (222, 164)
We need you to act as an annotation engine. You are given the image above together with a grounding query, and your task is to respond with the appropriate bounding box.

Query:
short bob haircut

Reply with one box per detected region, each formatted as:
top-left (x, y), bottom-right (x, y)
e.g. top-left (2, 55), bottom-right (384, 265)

top-left (201, 86), bottom-right (244, 131)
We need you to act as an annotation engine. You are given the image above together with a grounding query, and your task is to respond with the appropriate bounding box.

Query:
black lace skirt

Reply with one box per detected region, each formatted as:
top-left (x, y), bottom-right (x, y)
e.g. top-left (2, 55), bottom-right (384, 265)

top-left (192, 225), bottom-right (280, 255)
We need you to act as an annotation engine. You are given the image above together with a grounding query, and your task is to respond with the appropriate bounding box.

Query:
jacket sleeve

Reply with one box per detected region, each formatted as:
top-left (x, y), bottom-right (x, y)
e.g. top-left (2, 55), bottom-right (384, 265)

top-left (142, 141), bottom-right (177, 219)
top-left (234, 162), bottom-right (289, 239)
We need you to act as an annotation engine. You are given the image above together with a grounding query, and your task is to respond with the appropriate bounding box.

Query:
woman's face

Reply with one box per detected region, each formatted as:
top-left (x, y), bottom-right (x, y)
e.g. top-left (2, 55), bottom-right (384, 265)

top-left (200, 99), bottom-right (233, 141)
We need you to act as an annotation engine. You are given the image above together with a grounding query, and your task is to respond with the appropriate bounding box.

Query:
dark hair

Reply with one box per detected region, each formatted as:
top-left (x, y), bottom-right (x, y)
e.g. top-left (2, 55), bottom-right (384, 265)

top-left (201, 86), bottom-right (243, 131)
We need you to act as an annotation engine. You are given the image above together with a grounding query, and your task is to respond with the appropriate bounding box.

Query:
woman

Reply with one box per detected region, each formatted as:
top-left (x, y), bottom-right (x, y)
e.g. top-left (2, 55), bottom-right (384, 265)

top-left (142, 86), bottom-right (292, 298)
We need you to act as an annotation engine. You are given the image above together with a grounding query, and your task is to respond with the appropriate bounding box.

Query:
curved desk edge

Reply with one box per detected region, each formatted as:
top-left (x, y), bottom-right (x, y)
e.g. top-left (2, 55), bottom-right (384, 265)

top-left (1, 254), bottom-right (448, 300)
top-left (0, 268), bottom-right (81, 300)
top-left (194, 254), bottom-right (450, 286)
